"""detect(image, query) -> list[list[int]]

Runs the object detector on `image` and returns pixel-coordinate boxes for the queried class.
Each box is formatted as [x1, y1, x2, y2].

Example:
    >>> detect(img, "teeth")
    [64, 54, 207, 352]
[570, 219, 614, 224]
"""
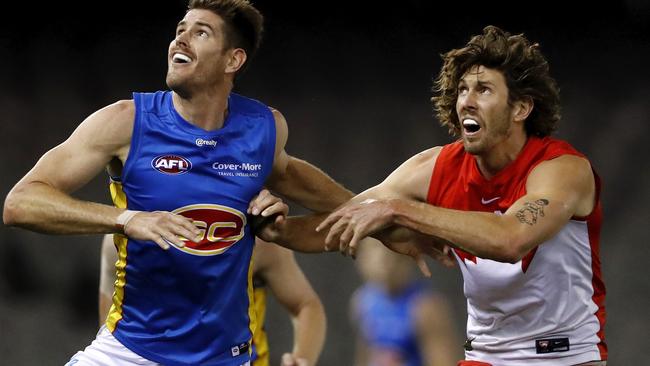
[463, 118, 479, 127]
[173, 53, 192, 63]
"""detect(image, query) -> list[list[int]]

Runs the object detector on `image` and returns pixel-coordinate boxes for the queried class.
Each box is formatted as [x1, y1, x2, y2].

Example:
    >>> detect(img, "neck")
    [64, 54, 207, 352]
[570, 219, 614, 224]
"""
[172, 85, 231, 131]
[475, 129, 528, 179]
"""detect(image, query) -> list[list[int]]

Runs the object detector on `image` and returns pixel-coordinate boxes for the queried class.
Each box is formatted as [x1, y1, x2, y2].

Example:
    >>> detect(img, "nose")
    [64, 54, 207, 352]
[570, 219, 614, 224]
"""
[458, 89, 478, 113]
[175, 30, 189, 48]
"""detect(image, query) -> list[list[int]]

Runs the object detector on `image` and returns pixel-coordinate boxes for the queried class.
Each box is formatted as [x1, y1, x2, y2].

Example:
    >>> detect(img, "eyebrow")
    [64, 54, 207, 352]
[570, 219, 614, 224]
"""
[195, 21, 216, 33]
[459, 79, 496, 87]
[176, 20, 216, 33]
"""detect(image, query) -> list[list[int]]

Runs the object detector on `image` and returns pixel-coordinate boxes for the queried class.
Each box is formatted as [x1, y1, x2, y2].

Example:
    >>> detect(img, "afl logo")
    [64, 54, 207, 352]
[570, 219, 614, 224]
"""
[152, 155, 192, 175]
[172, 204, 247, 256]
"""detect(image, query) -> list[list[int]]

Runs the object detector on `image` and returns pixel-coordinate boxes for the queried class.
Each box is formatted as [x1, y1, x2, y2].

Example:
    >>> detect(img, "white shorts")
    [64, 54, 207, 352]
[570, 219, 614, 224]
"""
[65, 326, 159, 366]
[65, 326, 252, 366]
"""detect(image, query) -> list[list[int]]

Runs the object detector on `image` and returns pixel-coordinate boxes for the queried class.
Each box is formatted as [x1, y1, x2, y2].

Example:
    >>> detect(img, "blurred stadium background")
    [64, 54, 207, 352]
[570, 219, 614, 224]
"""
[0, 1, 648, 364]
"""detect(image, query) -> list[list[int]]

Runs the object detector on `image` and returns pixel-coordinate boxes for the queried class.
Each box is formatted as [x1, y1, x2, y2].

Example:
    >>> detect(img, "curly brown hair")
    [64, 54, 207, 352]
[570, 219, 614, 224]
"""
[432, 25, 561, 138]
[188, 0, 264, 71]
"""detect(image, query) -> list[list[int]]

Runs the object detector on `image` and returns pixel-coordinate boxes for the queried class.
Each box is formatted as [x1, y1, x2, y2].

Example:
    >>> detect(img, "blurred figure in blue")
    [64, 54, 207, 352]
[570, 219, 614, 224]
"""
[351, 239, 460, 366]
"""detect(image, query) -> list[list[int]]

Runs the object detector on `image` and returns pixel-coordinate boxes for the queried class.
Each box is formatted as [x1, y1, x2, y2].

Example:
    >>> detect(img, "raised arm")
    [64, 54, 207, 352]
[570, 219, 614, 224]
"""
[254, 239, 326, 366]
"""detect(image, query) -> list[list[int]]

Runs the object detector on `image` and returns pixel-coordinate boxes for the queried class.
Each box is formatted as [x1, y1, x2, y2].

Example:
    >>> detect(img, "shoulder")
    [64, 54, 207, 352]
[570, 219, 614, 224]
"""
[270, 108, 287, 129]
[379, 146, 443, 201]
[410, 146, 443, 167]
[390, 146, 442, 176]
[94, 99, 135, 123]
[97, 100, 136, 142]
[528, 153, 593, 187]
[231, 93, 275, 118]
[71, 99, 135, 149]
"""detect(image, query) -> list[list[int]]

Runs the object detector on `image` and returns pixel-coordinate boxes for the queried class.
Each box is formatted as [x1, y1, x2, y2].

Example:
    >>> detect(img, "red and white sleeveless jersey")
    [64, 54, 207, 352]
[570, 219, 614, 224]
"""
[427, 137, 607, 365]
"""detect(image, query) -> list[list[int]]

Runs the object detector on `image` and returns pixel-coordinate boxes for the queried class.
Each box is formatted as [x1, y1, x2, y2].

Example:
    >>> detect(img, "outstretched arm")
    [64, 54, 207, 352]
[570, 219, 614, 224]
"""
[3, 101, 134, 234]
[2, 100, 201, 249]
[99, 234, 118, 326]
[252, 148, 453, 273]
[319, 153, 596, 263]
[254, 239, 326, 366]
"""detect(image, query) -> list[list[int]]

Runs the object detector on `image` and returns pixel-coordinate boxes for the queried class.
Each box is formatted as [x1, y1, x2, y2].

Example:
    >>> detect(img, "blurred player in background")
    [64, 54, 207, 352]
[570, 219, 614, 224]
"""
[351, 240, 460, 366]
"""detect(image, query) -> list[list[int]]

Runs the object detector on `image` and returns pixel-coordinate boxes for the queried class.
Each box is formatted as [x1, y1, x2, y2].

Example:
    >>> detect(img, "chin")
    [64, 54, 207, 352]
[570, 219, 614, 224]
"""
[463, 139, 484, 155]
[166, 72, 181, 89]
[166, 75, 191, 97]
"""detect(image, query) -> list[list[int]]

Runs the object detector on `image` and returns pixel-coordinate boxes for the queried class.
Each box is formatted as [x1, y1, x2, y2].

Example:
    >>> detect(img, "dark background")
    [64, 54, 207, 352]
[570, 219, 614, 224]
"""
[1, 1, 649, 364]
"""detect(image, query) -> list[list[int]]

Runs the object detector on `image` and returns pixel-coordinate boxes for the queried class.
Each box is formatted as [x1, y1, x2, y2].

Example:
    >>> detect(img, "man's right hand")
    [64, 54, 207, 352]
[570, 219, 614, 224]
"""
[248, 189, 289, 243]
[123, 211, 202, 250]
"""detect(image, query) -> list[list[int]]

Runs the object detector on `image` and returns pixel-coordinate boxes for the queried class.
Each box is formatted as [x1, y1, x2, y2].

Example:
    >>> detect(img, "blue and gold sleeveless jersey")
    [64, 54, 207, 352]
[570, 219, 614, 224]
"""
[354, 282, 428, 366]
[106, 91, 275, 366]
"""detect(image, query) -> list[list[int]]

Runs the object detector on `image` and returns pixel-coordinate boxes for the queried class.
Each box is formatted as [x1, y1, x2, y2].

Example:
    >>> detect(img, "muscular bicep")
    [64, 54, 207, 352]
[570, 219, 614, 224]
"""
[502, 154, 596, 249]
[15, 100, 134, 193]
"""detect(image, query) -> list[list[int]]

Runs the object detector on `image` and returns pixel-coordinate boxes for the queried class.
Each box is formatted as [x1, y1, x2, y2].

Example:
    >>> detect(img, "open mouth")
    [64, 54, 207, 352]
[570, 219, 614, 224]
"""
[462, 118, 481, 134]
[172, 53, 193, 64]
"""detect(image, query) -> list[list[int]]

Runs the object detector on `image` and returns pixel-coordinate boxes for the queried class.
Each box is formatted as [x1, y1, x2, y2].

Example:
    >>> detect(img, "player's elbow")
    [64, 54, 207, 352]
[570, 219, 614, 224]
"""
[498, 235, 534, 264]
[3, 182, 39, 227]
[3, 189, 25, 226]
[298, 294, 326, 324]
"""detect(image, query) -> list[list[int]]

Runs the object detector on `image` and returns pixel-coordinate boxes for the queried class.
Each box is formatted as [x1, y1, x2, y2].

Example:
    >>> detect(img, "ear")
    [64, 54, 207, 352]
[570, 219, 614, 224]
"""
[225, 48, 247, 74]
[512, 96, 534, 123]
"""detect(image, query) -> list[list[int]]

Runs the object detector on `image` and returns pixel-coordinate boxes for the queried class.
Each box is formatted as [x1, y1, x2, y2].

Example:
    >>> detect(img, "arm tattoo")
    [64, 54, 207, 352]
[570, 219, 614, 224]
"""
[515, 199, 549, 225]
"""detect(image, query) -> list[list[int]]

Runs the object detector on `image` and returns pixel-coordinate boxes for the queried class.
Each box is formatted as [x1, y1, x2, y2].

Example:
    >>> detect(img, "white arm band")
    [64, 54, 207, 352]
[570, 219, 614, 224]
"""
[115, 210, 139, 233]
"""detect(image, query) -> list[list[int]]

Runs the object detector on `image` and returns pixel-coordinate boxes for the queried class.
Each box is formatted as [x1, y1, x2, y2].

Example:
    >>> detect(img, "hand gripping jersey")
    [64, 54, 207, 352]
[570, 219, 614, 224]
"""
[426, 137, 606, 365]
[354, 282, 428, 366]
[106, 91, 275, 366]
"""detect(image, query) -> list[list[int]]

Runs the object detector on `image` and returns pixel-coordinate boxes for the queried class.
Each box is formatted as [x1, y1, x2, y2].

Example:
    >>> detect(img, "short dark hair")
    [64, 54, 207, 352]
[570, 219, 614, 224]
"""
[188, 0, 264, 68]
[433, 25, 561, 138]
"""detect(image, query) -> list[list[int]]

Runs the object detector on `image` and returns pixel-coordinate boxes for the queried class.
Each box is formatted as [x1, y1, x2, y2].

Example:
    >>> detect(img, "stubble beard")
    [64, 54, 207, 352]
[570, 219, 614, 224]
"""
[463, 112, 512, 156]
[166, 70, 193, 99]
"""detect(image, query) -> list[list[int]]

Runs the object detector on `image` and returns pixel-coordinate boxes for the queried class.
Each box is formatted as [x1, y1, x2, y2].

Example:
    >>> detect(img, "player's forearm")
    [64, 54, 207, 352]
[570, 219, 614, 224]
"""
[273, 157, 354, 212]
[390, 199, 527, 262]
[3, 181, 122, 234]
[291, 297, 326, 365]
[274, 214, 338, 253]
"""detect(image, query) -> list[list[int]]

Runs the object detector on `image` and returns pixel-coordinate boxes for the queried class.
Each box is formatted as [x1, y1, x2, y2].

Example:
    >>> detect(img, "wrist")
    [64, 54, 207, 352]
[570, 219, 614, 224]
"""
[387, 198, 402, 223]
[115, 210, 139, 234]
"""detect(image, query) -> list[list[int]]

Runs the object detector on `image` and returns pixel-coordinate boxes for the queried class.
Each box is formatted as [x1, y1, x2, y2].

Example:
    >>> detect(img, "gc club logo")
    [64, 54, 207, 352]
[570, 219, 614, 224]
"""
[151, 155, 192, 175]
[172, 204, 247, 256]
